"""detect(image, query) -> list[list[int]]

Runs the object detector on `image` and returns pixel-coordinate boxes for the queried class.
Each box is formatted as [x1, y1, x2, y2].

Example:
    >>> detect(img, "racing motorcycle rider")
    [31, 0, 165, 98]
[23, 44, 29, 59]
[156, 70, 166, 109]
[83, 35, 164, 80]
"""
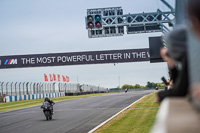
[43, 97, 55, 114]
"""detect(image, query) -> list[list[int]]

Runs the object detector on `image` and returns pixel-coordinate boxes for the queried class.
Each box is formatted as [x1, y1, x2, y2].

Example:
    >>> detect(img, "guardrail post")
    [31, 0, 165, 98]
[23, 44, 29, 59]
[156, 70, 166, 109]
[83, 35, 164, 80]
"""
[19, 82, 22, 95]
[47, 83, 50, 93]
[26, 82, 29, 94]
[53, 82, 56, 93]
[37, 83, 39, 94]
[30, 83, 32, 94]
[11, 82, 13, 96]
[58, 83, 61, 92]
[45, 83, 47, 93]
[15, 82, 17, 95]
[64, 83, 67, 93]
[23, 82, 25, 95]
[41, 83, 44, 93]
[1, 82, 4, 96]
[50, 83, 52, 93]
[33, 83, 36, 94]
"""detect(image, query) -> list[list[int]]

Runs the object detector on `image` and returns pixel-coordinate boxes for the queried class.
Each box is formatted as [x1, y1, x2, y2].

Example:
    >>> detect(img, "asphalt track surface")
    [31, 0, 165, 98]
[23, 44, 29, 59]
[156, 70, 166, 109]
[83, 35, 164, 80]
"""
[0, 90, 156, 133]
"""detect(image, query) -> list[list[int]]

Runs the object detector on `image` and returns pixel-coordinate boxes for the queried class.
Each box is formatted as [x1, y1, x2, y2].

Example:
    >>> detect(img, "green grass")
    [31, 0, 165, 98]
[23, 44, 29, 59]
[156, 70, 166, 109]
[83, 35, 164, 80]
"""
[0, 93, 114, 113]
[95, 92, 159, 133]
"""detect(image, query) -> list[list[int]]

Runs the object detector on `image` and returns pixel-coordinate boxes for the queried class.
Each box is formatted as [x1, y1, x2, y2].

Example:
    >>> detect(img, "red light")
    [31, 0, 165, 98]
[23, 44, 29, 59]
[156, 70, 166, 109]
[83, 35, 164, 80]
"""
[95, 22, 101, 28]
[88, 22, 94, 28]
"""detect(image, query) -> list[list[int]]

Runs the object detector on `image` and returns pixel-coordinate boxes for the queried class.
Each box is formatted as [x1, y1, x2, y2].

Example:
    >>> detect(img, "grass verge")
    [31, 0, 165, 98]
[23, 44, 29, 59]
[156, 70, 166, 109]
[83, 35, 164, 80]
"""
[0, 93, 114, 113]
[94, 92, 159, 133]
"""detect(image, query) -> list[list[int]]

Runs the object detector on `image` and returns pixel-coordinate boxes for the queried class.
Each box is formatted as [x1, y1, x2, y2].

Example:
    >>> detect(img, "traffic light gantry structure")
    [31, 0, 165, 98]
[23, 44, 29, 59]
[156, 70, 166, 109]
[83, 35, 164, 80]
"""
[85, 3, 175, 38]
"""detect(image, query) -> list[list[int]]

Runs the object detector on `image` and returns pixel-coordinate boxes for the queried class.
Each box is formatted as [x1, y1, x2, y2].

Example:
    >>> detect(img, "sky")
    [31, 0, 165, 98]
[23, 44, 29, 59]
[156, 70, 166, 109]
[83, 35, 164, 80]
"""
[0, 0, 175, 88]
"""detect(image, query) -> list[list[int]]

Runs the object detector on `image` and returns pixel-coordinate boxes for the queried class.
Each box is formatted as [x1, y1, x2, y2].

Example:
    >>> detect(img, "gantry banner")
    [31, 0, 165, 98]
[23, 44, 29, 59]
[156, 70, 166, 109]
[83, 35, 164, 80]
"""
[0, 48, 150, 69]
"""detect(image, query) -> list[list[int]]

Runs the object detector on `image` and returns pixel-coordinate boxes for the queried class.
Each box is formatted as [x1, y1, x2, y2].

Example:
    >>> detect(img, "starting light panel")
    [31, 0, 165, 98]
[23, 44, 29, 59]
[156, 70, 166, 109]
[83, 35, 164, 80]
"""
[86, 9, 102, 30]
[86, 7, 124, 38]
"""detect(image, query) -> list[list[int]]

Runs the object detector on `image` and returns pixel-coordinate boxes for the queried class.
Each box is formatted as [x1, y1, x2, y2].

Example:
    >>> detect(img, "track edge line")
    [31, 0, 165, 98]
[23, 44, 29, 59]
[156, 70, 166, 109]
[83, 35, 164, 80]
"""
[88, 93, 151, 133]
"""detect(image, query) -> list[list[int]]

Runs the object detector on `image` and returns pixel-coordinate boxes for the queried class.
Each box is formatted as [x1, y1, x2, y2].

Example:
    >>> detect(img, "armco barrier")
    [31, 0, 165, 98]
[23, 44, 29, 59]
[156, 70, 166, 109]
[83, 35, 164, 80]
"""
[5, 92, 65, 102]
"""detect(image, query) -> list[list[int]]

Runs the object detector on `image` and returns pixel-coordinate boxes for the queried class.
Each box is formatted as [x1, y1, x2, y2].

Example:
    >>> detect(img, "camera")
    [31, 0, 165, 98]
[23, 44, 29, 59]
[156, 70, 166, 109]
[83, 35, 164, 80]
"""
[161, 77, 169, 85]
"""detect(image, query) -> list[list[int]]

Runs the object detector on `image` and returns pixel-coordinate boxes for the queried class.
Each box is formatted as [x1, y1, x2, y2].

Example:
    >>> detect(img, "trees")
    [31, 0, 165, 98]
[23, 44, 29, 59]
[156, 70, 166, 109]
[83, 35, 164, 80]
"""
[121, 82, 165, 89]
[147, 82, 152, 88]
[121, 84, 143, 89]
[121, 84, 134, 89]
[146, 81, 165, 89]
[134, 84, 141, 88]
[156, 83, 165, 88]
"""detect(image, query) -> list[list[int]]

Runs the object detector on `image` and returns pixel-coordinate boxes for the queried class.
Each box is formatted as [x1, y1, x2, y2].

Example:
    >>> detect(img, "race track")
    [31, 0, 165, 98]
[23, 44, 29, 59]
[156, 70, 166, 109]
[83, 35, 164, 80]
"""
[0, 90, 156, 133]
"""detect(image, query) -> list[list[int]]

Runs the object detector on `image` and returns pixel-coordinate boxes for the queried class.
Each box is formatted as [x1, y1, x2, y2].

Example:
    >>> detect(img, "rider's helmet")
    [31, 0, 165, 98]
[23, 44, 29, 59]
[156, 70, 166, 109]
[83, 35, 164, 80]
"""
[45, 97, 49, 101]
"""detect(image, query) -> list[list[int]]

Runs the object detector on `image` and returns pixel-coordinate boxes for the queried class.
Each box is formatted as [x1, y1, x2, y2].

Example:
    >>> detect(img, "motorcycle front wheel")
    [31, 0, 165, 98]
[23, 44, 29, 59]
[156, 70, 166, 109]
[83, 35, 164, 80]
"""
[44, 111, 49, 120]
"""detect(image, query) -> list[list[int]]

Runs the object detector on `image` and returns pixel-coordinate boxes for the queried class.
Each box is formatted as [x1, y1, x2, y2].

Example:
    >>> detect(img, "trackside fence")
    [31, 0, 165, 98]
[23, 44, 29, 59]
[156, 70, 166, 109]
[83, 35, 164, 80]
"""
[0, 82, 108, 102]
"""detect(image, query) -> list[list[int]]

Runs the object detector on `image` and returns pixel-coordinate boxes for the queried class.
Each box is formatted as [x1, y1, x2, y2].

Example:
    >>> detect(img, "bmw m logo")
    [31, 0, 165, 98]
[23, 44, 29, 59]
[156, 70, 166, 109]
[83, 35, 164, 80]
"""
[4, 59, 18, 65]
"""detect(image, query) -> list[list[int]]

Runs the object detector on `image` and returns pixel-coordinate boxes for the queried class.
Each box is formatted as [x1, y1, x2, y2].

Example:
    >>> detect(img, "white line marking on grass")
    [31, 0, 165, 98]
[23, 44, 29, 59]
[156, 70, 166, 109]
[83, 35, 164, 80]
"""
[88, 94, 149, 133]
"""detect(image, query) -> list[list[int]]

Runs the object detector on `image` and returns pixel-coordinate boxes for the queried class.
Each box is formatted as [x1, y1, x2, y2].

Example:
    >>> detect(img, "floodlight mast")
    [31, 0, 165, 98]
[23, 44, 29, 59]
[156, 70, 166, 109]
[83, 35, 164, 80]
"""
[85, 0, 175, 38]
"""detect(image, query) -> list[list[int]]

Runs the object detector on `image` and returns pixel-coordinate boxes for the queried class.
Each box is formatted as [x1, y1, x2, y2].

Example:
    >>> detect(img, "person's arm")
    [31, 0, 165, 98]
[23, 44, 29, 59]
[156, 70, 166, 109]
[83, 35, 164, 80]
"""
[49, 100, 55, 105]
[157, 57, 188, 102]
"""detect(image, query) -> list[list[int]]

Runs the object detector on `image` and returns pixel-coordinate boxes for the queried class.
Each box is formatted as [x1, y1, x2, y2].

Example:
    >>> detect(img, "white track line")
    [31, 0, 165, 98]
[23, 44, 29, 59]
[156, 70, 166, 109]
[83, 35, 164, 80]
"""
[88, 94, 148, 133]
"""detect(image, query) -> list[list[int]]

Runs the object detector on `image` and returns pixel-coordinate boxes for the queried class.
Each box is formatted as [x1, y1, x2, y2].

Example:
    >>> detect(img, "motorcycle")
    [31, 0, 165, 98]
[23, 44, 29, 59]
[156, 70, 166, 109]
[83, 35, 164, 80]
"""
[125, 89, 128, 93]
[41, 101, 53, 120]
